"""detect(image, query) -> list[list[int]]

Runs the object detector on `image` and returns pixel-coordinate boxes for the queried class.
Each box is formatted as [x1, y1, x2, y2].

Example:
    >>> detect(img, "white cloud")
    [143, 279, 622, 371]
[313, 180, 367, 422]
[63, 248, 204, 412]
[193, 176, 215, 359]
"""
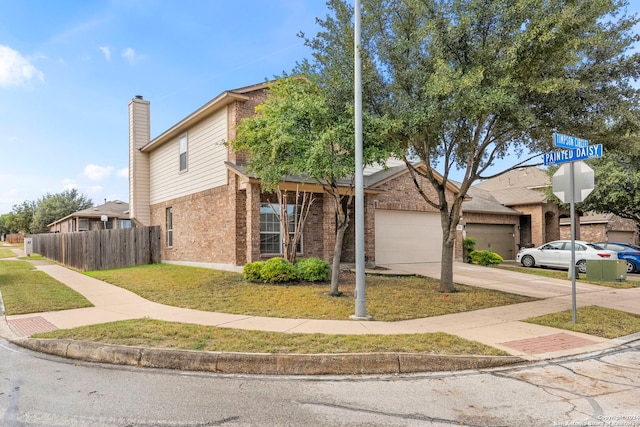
[0, 44, 44, 88]
[116, 167, 129, 178]
[122, 47, 139, 64]
[83, 164, 114, 181]
[99, 46, 111, 61]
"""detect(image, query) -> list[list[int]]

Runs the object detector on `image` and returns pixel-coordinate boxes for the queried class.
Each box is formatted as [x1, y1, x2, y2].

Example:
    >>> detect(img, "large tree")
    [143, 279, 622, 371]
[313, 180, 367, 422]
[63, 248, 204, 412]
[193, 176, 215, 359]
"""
[233, 76, 392, 295]
[581, 152, 640, 222]
[31, 189, 93, 233]
[303, 0, 640, 292]
[10, 200, 36, 235]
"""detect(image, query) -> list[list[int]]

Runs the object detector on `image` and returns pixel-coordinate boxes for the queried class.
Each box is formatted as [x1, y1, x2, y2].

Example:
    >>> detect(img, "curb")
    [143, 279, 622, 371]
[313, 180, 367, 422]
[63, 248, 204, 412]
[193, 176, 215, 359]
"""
[10, 337, 526, 375]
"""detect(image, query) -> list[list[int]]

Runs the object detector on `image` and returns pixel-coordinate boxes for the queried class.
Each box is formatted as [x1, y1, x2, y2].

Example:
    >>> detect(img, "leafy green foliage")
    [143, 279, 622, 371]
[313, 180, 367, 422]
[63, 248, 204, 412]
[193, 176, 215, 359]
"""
[303, 0, 640, 292]
[244, 257, 299, 284]
[462, 238, 476, 263]
[242, 261, 266, 282]
[296, 257, 330, 282]
[469, 250, 503, 266]
[260, 257, 299, 283]
[31, 189, 93, 233]
[580, 153, 640, 222]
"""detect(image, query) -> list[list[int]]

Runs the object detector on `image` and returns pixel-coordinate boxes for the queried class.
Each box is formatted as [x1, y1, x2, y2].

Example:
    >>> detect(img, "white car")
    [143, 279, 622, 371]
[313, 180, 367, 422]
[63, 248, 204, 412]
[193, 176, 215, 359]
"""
[516, 240, 618, 274]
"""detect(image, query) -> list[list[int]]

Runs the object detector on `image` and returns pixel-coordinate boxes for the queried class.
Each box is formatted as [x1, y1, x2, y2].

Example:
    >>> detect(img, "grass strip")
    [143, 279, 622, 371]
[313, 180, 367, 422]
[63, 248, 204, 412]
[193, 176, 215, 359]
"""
[0, 248, 16, 259]
[524, 306, 640, 339]
[494, 265, 640, 288]
[0, 260, 92, 315]
[34, 318, 509, 355]
[85, 264, 537, 321]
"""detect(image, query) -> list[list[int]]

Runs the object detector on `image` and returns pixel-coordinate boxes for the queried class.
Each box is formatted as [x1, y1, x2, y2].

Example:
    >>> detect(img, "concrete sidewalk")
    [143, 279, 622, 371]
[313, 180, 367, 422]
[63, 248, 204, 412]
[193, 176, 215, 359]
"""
[2, 244, 640, 373]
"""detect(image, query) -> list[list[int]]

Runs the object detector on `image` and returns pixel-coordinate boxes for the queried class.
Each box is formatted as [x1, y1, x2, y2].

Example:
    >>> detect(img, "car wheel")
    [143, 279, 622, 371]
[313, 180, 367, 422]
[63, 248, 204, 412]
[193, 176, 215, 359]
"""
[521, 255, 535, 268]
[626, 261, 636, 274]
[576, 260, 587, 274]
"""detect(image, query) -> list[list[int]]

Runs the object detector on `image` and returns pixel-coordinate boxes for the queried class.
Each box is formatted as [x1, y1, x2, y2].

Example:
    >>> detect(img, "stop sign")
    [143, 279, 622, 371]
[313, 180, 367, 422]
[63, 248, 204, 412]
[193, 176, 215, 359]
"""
[552, 161, 595, 203]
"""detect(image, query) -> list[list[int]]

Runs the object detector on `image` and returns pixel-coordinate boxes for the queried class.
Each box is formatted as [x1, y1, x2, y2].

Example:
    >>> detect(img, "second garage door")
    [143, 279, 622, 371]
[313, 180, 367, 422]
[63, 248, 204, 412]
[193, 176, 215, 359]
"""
[375, 210, 442, 264]
[465, 223, 515, 260]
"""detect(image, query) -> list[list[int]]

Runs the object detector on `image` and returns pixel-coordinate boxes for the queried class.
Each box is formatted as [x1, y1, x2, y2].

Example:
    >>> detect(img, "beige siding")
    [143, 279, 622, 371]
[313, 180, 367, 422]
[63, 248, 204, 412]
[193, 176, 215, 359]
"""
[129, 98, 151, 225]
[150, 109, 228, 204]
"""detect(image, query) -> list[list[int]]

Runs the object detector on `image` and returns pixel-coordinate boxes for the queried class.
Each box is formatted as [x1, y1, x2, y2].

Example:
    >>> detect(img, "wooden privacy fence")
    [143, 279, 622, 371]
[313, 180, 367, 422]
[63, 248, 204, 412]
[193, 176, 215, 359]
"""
[31, 226, 161, 271]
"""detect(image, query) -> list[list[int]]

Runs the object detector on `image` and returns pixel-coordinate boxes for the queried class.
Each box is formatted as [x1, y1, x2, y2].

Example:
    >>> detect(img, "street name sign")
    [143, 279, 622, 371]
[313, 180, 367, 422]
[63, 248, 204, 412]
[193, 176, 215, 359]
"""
[553, 132, 589, 149]
[543, 144, 603, 166]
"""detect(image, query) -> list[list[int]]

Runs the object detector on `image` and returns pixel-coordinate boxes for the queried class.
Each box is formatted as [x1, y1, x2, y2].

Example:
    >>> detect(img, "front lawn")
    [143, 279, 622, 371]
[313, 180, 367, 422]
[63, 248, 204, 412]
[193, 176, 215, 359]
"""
[35, 318, 509, 355]
[85, 264, 537, 321]
[0, 260, 92, 315]
[524, 306, 640, 338]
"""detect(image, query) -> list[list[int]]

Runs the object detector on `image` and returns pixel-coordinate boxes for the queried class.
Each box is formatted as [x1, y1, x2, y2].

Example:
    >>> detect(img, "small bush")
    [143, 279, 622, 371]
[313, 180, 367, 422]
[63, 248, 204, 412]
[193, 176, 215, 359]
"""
[469, 250, 503, 266]
[296, 257, 330, 282]
[260, 257, 299, 283]
[462, 238, 476, 263]
[243, 261, 266, 282]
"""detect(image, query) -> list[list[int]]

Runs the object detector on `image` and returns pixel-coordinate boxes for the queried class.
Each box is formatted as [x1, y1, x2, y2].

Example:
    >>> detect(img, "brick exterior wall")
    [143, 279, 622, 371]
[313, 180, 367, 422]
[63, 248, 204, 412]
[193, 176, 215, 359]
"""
[560, 216, 639, 244]
[227, 88, 267, 165]
[151, 183, 238, 265]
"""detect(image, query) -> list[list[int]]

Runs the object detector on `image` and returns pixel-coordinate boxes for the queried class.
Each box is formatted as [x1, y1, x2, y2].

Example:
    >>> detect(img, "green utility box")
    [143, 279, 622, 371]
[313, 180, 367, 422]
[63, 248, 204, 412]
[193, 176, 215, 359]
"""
[586, 260, 627, 282]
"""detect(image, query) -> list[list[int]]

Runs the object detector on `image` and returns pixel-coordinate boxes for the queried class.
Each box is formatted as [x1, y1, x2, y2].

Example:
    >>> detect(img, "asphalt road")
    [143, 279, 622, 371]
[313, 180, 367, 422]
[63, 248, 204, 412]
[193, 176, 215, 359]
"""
[2, 337, 640, 427]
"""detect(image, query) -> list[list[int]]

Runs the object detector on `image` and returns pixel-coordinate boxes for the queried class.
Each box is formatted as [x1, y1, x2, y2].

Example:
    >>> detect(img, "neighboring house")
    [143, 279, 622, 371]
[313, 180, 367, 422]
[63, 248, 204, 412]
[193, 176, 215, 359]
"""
[461, 166, 638, 260]
[48, 200, 132, 233]
[128, 82, 461, 270]
[560, 213, 638, 244]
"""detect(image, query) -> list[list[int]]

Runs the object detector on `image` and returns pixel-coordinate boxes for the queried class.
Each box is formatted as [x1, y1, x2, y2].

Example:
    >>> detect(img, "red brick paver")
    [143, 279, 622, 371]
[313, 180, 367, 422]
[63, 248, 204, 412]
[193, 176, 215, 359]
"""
[8, 316, 58, 337]
[500, 333, 598, 355]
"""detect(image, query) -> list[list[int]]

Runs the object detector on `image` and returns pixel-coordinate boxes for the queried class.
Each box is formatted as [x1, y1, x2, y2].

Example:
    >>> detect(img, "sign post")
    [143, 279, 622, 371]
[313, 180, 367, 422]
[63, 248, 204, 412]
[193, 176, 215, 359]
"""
[548, 133, 600, 323]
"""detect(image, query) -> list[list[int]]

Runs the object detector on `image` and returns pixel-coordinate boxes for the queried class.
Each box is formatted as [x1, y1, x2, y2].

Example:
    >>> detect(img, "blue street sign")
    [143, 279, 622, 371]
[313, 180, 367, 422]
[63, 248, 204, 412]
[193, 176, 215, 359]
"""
[554, 133, 589, 149]
[543, 144, 603, 166]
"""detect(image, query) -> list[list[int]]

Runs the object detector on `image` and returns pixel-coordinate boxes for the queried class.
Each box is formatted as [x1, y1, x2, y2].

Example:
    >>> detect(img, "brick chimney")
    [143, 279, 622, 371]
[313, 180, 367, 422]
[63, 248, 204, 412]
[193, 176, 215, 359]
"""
[128, 95, 151, 226]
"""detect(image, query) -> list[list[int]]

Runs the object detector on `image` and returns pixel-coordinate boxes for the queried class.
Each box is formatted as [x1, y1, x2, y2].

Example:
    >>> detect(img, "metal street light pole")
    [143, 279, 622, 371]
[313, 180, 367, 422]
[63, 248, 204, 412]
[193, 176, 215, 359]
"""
[351, 0, 369, 320]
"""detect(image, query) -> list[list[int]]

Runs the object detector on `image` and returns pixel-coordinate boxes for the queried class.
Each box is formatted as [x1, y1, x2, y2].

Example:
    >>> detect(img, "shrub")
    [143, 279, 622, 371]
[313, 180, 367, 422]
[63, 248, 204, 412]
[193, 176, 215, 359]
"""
[243, 261, 266, 283]
[260, 257, 299, 283]
[469, 250, 503, 266]
[296, 257, 330, 282]
[462, 238, 476, 263]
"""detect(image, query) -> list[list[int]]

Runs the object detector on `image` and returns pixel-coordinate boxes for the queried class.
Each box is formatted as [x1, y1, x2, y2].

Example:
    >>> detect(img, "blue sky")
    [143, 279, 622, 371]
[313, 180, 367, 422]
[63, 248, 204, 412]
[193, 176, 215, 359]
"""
[0, 0, 330, 213]
[1, 1, 639, 215]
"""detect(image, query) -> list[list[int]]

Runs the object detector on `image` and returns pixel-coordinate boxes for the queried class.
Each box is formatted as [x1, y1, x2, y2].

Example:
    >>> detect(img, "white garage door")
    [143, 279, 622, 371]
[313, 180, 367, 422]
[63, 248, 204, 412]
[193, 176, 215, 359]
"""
[375, 210, 442, 264]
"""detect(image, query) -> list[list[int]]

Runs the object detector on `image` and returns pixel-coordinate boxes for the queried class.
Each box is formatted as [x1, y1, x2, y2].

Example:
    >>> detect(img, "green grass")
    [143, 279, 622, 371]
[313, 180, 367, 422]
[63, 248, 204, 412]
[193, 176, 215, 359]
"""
[34, 318, 509, 355]
[524, 306, 640, 339]
[85, 264, 537, 321]
[495, 264, 640, 288]
[0, 260, 93, 315]
[0, 248, 16, 259]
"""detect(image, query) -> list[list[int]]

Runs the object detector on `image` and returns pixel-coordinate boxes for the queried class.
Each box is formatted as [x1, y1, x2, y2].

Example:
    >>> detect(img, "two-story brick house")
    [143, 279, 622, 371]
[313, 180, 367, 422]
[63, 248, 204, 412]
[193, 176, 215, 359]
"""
[128, 82, 461, 271]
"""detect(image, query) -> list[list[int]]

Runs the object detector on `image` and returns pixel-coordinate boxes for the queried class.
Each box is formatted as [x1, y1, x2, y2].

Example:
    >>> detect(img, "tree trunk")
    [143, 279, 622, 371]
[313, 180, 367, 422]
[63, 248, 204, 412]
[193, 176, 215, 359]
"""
[330, 223, 348, 296]
[439, 234, 456, 293]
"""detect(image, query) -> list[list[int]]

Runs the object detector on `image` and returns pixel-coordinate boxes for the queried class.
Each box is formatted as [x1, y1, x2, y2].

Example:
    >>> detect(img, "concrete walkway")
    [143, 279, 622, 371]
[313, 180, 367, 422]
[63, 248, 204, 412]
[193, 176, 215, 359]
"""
[2, 244, 640, 364]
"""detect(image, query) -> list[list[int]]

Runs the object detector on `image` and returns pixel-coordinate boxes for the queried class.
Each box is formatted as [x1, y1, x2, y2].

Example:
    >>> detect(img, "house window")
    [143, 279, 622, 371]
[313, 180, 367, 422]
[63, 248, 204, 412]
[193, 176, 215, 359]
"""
[119, 220, 132, 229]
[166, 207, 173, 248]
[179, 133, 188, 172]
[78, 218, 89, 231]
[259, 203, 302, 254]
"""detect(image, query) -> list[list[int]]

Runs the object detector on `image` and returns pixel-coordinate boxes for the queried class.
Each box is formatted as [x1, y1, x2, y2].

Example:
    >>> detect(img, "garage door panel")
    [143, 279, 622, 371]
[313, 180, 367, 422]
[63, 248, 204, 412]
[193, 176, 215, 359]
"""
[375, 210, 442, 264]
[608, 231, 635, 245]
[465, 223, 515, 260]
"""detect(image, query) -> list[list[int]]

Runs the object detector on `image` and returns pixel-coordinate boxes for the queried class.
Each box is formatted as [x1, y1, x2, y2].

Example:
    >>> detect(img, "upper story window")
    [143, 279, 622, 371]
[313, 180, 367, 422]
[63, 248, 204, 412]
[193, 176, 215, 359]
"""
[179, 133, 188, 172]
